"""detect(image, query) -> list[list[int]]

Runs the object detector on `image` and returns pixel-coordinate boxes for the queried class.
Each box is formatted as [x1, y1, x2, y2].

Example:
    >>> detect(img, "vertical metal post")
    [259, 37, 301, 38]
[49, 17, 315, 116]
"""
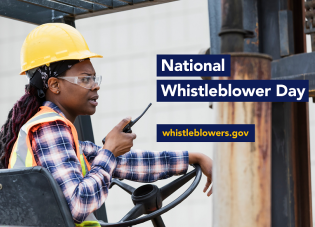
[213, 53, 272, 227]
[208, 0, 258, 54]
[219, 0, 245, 52]
[259, 0, 312, 226]
[243, 0, 259, 53]
[208, 0, 221, 54]
[291, 102, 312, 227]
[271, 102, 296, 226]
[211, 1, 272, 226]
[305, 0, 315, 51]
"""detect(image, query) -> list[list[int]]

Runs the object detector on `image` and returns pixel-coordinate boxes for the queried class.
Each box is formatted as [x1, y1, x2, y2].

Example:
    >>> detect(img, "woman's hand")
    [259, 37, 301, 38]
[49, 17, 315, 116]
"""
[103, 117, 137, 157]
[189, 152, 213, 196]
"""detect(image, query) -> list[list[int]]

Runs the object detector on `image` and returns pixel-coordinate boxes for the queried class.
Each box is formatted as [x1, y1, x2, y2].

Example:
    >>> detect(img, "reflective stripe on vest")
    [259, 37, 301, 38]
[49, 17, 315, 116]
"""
[76, 213, 100, 227]
[8, 106, 91, 176]
[79, 145, 89, 177]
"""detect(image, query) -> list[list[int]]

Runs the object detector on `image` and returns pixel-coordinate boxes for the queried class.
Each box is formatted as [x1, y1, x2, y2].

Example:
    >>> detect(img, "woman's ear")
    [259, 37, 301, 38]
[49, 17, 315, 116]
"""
[47, 77, 60, 94]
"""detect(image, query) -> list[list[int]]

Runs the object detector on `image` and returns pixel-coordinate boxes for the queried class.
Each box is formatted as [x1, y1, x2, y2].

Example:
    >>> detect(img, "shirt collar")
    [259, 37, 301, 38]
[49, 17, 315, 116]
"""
[42, 101, 66, 118]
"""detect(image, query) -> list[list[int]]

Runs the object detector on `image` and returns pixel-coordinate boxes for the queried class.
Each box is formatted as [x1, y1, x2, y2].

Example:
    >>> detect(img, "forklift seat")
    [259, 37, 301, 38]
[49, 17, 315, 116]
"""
[0, 166, 75, 227]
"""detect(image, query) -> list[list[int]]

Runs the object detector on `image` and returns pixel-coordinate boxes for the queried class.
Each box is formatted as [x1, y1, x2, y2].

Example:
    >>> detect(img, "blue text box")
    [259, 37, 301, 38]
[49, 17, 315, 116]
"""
[157, 124, 255, 142]
[156, 80, 309, 102]
[157, 54, 231, 77]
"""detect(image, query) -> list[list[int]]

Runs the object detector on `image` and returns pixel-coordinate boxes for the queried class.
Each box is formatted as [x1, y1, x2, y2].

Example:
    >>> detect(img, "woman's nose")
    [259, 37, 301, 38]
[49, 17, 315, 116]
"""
[91, 83, 100, 91]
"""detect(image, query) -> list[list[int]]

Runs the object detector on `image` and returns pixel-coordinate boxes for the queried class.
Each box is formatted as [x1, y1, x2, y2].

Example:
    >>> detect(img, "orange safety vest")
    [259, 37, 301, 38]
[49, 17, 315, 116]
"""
[8, 106, 100, 227]
[8, 106, 91, 173]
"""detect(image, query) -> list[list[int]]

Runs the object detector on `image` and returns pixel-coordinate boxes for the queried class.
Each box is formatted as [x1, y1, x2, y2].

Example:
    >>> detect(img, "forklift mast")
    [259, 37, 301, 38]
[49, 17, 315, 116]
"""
[208, 0, 312, 227]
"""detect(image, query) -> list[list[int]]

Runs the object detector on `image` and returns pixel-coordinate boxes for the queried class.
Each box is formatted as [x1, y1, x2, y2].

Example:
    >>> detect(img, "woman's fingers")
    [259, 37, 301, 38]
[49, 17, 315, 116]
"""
[207, 186, 213, 197]
[203, 178, 212, 193]
[203, 177, 212, 197]
[104, 117, 136, 157]
[116, 117, 132, 130]
[129, 133, 137, 140]
[197, 154, 213, 196]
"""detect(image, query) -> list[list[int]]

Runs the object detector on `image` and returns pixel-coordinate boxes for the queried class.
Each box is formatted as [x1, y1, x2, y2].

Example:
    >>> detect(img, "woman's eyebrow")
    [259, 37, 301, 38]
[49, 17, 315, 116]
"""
[80, 72, 96, 76]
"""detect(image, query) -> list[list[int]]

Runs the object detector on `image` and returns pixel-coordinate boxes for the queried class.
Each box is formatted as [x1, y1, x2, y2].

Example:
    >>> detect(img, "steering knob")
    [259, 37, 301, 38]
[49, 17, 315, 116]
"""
[131, 185, 162, 213]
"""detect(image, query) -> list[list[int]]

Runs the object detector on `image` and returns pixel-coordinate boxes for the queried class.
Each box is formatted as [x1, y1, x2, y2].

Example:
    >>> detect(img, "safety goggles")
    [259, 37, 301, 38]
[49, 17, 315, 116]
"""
[58, 75, 102, 89]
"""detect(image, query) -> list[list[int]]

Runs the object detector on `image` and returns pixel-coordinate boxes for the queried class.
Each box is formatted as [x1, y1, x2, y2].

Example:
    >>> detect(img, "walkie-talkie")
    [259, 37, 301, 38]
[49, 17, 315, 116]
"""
[102, 103, 152, 145]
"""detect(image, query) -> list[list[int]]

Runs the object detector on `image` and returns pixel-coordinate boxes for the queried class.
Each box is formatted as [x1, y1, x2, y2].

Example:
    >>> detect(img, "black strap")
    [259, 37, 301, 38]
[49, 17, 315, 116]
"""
[30, 72, 45, 98]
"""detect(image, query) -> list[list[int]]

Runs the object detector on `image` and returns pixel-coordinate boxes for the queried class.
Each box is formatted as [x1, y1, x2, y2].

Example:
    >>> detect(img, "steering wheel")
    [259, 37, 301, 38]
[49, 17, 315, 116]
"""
[98, 164, 202, 227]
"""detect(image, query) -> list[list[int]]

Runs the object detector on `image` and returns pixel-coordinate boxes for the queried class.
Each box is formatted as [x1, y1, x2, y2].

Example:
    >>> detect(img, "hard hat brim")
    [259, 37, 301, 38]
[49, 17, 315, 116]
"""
[20, 51, 103, 75]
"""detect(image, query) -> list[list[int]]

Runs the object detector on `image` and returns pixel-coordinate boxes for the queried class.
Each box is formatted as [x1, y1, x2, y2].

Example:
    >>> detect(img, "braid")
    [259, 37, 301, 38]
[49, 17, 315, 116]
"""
[0, 84, 43, 168]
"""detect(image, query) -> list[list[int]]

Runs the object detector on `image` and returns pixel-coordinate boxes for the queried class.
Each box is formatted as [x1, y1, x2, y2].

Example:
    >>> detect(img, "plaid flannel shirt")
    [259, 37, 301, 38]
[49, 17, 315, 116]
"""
[29, 101, 189, 223]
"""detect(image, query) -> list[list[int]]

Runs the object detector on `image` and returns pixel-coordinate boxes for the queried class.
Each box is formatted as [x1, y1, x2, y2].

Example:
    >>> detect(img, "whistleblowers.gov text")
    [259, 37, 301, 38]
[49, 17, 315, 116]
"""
[157, 124, 255, 142]
[162, 128, 249, 139]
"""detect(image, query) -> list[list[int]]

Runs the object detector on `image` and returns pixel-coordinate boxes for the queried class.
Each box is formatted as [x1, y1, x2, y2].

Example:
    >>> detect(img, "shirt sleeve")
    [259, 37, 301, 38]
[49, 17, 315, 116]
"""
[79, 140, 189, 182]
[29, 120, 116, 224]
[79, 140, 102, 165]
[112, 148, 189, 182]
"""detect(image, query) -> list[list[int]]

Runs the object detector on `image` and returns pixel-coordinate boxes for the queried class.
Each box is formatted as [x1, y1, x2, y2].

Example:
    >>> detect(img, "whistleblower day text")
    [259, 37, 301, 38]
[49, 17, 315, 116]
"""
[160, 83, 306, 101]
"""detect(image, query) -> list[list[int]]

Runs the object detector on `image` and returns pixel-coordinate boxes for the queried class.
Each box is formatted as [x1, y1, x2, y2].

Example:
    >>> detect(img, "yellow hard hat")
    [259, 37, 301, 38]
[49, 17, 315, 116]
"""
[20, 23, 103, 75]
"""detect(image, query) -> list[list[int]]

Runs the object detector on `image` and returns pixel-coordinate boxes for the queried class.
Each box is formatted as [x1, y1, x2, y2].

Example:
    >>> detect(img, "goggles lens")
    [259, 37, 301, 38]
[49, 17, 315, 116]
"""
[58, 75, 102, 89]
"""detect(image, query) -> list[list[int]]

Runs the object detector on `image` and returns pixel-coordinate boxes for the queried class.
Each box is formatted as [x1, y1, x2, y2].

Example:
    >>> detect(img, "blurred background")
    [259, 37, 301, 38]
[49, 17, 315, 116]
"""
[0, 0, 212, 226]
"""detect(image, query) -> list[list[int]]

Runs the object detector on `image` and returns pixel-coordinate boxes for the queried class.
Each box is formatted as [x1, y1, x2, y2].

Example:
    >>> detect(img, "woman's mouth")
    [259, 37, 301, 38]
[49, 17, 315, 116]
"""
[88, 96, 99, 106]
[89, 99, 98, 106]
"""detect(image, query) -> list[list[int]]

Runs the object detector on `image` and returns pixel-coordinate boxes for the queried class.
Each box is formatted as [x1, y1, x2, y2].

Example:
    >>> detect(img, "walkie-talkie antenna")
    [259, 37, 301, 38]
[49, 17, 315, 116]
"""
[129, 103, 152, 127]
[122, 103, 152, 133]
[103, 103, 152, 144]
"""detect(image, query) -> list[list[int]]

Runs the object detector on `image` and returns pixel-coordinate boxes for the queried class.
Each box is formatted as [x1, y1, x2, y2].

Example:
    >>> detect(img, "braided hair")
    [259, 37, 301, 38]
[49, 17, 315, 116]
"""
[0, 84, 43, 168]
[0, 59, 84, 169]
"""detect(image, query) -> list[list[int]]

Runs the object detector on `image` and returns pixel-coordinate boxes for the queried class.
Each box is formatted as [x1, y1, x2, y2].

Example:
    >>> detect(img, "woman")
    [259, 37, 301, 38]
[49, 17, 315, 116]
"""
[0, 23, 212, 226]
